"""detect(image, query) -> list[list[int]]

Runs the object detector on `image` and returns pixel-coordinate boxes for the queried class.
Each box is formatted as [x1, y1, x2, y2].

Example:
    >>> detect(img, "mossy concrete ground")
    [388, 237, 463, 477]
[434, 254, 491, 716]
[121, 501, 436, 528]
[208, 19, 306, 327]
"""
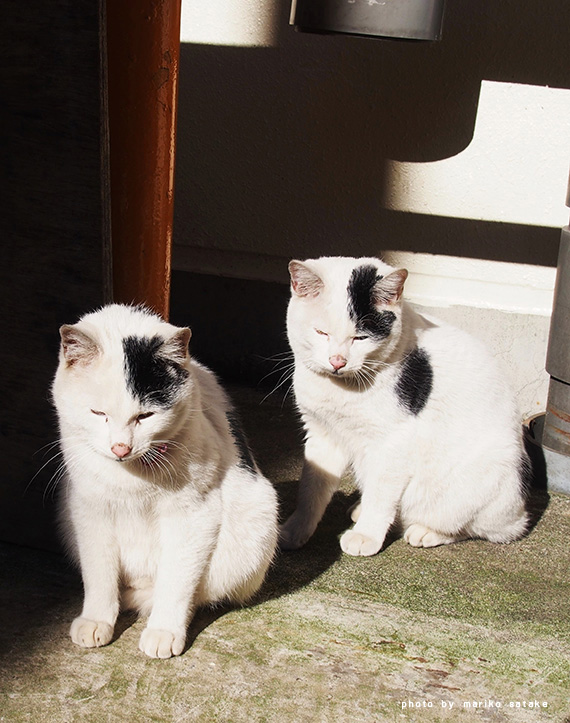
[1, 388, 569, 722]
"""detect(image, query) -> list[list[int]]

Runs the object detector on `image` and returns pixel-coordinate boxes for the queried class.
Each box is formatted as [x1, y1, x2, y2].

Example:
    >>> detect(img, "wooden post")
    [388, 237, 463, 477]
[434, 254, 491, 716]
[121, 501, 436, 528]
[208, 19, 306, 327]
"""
[106, 0, 182, 320]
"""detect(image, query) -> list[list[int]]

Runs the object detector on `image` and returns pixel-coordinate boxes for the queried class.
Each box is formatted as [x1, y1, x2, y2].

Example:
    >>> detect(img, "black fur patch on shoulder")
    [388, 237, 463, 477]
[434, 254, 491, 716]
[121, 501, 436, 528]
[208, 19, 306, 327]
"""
[226, 409, 256, 473]
[395, 347, 433, 416]
[123, 335, 189, 407]
[347, 264, 396, 339]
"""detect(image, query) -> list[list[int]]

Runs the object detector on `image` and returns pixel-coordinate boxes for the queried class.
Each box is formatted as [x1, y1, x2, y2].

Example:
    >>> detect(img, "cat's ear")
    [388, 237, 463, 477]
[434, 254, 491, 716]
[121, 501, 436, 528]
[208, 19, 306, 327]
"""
[374, 268, 408, 306]
[59, 325, 99, 366]
[289, 261, 324, 298]
[164, 327, 192, 362]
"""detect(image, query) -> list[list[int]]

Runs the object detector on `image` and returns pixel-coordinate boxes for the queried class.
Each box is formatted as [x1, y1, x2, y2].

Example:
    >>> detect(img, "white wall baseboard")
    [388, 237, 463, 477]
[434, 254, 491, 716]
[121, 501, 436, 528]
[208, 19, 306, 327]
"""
[174, 245, 555, 315]
[382, 251, 556, 317]
[173, 245, 554, 416]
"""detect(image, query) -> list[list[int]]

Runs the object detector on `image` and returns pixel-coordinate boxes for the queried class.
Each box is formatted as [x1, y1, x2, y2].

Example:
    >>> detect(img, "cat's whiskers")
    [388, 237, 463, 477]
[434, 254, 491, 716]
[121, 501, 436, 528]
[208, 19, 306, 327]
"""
[159, 438, 191, 455]
[33, 439, 64, 458]
[140, 439, 183, 488]
[353, 369, 369, 392]
[48, 436, 189, 491]
[258, 353, 295, 385]
[44, 458, 70, 503]
[27, 437, 85, 498]
[256, 350, 295, 364]
[158, 458, 178, 489]
[149, 451, 177, 488]
[42, 443, 94, 504]
[157, 437, 196, 467]
[341, 364, 375, 393]
[260, 355, 296, 405]
[357, 360, 379, 388]
[263, 370, 295, 406]
[26, 447, 63, 494]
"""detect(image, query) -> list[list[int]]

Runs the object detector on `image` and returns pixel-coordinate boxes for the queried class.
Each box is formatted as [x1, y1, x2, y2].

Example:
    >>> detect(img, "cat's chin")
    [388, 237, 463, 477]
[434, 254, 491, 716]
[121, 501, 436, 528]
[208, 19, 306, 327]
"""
[327, 368, 351, 378]
[97, 450, 145, 464]
[314, 364, 355, 380]
[103, 454, 139, 464]
[312, 364, 376, 389]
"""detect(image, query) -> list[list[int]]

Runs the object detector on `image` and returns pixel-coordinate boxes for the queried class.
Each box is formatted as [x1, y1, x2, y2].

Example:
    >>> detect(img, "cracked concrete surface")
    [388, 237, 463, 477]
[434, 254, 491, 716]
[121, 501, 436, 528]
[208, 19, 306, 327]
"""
[1, 388, 569, 722]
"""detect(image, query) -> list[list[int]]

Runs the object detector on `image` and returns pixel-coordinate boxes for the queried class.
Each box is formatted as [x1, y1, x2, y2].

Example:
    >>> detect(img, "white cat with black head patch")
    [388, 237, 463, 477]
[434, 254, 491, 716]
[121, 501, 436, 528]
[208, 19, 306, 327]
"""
[52, 304, 278, 658]
[280, 256, 529, 557]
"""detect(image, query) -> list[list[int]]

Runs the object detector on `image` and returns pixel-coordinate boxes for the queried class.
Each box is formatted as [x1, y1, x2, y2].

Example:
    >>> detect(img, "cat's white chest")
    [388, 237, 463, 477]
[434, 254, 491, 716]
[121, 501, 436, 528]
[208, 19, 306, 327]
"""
[294, 367, 397, 446]
[113, 502, 160, 581]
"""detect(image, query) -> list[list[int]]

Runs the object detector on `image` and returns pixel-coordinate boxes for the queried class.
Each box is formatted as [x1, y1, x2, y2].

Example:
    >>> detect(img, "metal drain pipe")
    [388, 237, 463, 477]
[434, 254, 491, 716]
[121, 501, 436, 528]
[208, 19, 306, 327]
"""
[543, 172, 570, 457]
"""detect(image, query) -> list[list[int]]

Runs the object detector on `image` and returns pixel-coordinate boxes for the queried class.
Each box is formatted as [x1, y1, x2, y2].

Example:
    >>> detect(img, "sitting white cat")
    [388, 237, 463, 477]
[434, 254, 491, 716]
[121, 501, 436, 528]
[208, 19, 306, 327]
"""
[52, 304, 278, 658]
[280, 256, 529, 557]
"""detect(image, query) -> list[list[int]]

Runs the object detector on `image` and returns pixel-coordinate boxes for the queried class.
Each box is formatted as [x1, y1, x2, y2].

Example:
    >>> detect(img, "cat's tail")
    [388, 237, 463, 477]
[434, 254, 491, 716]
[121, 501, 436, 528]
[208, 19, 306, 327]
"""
[121, 578, 154, 617]
[475, 511, 529, 544]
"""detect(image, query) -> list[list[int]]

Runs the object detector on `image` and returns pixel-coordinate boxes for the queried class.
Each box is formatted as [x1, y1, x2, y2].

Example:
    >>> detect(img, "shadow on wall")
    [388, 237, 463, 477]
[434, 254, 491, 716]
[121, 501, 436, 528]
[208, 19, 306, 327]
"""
[174, 0, 570, 268]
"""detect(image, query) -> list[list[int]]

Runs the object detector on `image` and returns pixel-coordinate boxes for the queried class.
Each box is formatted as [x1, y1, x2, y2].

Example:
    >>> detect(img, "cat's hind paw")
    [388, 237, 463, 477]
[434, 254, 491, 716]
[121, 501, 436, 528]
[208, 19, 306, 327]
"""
[279, 514, 314, 550]
[139, 627, 185, 659]
[70, 617, 114, 648]
[340, 530, 382, 557]
[404, 523, 462, 548]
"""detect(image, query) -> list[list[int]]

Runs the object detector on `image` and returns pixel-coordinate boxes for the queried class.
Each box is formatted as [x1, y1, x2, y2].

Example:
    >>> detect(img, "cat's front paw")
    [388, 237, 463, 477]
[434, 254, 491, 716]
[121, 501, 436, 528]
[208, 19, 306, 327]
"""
[70, 617, 114, 648]
[340, 530, 382, 557]
[279, 513, 314, 550]
[139, 627, 185, 659]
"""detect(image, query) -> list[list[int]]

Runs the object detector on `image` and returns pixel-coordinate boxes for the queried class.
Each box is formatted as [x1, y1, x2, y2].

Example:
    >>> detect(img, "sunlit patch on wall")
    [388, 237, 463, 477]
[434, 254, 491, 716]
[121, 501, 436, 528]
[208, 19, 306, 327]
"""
[384, 81, 570, 228]
[180, 0, 280, 47]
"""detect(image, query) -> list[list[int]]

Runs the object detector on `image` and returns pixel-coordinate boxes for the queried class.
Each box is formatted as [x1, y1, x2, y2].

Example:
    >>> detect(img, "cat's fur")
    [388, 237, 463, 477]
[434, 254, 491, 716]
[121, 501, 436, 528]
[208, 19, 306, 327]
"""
[280, 256, 529, 557]
[52, 304, 278, 658]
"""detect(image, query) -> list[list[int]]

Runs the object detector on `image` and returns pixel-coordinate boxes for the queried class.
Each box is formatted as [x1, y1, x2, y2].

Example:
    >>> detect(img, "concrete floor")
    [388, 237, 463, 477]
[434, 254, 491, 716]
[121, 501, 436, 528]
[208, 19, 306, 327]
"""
[1, 387, 569, 722]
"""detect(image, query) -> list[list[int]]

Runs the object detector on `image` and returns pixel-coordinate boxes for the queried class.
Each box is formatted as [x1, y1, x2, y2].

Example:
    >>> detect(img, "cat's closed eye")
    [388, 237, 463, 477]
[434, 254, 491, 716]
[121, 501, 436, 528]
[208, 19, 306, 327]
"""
[353, 335, 368, 342]
[91, 409, 107, 418]
[136, 412, 154, 422]
[314, 329, 328, 337]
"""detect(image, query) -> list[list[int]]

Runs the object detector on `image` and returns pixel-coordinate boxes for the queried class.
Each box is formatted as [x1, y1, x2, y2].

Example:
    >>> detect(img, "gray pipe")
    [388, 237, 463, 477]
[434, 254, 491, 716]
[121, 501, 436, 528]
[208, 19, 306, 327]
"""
[290, 0, 445, 41]
[543, 173, 570, 456]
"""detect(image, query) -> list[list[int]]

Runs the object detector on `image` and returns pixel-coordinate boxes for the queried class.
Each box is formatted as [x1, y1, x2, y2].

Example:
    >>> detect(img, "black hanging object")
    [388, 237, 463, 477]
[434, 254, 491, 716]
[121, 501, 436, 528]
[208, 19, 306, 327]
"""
[290, 0, 445, 42]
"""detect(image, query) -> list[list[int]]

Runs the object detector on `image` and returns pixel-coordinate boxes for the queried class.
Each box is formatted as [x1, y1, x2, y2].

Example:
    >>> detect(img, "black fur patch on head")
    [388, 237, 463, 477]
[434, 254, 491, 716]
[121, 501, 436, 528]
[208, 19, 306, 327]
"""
[226, 409, 256, 473]
[396, 347, 433, 416]
[347, 264, 396, 339]
[123, 335, 189, 407]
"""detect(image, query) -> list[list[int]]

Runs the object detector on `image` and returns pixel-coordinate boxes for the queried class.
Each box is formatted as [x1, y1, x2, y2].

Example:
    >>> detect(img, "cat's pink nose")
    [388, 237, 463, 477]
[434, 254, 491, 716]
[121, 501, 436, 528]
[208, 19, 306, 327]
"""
[329, 355, 347, 371]
[111, 443, 132, 459]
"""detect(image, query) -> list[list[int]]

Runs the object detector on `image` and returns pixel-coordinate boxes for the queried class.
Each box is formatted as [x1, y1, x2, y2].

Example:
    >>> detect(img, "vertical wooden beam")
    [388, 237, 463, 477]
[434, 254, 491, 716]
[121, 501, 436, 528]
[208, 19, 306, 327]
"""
[106, 0, 181, 320]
